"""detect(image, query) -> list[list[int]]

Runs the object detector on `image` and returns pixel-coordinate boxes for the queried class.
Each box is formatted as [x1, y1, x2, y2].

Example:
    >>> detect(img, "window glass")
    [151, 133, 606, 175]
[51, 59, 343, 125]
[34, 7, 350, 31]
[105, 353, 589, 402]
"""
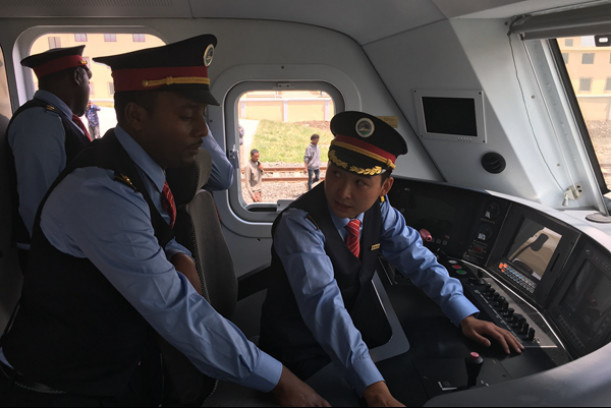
[74, 33, 88, 42]
[31, 33, 165, 137]
[0, 47, 11, 120]
[558, 35, 611, 190]
[235, 88, 336, 208]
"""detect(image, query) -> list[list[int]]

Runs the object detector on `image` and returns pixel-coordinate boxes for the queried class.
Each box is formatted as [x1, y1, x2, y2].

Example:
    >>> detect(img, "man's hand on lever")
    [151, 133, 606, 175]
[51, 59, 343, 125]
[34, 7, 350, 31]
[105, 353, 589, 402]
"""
[460, 315, 525, 354]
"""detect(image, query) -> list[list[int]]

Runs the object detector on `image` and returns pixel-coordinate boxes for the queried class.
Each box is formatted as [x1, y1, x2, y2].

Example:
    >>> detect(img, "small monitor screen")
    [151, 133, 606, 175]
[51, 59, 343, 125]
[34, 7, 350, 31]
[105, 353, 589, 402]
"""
[422, 97, 478, 137]
[554, 259, 611, 356]
[506, 218, 562, 281]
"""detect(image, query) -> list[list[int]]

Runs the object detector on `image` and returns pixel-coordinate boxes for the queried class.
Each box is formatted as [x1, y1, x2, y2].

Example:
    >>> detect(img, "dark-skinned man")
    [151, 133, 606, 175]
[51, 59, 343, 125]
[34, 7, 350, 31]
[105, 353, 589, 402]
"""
[259, 111, 524, 407]
[0, 35, 329, 407]
[7, 45, 92, 270]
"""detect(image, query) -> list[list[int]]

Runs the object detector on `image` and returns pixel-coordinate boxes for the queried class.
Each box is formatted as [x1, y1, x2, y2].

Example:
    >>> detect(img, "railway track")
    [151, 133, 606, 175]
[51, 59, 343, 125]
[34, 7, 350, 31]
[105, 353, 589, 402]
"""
[241, 165, 327, 182]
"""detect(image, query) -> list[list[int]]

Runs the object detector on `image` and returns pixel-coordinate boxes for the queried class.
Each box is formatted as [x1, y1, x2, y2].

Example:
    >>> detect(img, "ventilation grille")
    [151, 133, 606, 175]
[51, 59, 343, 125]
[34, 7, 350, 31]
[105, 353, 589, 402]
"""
[481, 152, 506, 174]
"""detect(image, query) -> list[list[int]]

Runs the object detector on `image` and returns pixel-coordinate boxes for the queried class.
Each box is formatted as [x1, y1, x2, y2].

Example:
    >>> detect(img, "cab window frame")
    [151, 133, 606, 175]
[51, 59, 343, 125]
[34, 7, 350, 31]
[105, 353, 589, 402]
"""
[549, 38, 609, 195]
[224, 80, 344, 224]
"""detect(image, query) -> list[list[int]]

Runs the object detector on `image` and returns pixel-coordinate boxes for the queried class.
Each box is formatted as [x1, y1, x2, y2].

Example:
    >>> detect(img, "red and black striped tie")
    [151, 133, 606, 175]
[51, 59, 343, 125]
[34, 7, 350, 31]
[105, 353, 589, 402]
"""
[72, 114, 92, 142]
[161, 181, 176, 228]
[346, 219, 361, 258]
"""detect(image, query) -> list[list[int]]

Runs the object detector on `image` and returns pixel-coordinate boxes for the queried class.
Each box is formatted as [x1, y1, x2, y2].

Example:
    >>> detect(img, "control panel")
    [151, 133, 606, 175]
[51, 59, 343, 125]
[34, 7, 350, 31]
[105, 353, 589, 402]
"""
[442, 257, 561, 350]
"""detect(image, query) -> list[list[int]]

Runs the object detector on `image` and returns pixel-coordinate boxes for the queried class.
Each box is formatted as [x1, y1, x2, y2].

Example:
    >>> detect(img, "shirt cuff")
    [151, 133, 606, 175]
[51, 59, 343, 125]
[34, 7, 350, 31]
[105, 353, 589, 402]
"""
[345, 355, 384, 396]
[445, 296, 480, 326]
[239, 351, 283, 392]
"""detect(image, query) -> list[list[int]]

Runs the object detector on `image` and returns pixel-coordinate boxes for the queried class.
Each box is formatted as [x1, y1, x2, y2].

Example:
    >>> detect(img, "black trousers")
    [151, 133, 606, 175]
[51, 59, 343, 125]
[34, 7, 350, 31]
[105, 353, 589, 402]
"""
[0, 361, 160, 407]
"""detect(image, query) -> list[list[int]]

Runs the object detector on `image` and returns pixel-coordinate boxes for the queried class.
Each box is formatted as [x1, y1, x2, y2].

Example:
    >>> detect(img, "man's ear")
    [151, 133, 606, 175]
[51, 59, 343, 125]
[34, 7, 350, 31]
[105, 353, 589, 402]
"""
[381, 176, 394, 196]
[72, 67, 88, 87]
[124, 102, 149, 132]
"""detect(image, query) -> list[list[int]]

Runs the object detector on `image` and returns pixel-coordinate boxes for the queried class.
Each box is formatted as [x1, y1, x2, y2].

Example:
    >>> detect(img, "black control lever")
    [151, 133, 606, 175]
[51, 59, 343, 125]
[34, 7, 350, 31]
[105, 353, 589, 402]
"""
[464, 351, 484, 388]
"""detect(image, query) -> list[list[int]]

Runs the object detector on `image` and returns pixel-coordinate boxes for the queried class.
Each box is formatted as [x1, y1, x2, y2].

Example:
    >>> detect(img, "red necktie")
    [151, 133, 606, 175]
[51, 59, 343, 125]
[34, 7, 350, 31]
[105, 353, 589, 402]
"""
[72, 114, 92, 142]
[346, 219, 361, 258]
[161, 181, 176, 228]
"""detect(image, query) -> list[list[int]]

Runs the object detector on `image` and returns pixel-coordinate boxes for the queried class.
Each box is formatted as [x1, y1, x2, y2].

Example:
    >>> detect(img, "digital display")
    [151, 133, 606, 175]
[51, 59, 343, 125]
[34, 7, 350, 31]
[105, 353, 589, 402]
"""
[554, 259, 611, 356]
[506, 218, 562, 281]
[422, 97, 478, 137]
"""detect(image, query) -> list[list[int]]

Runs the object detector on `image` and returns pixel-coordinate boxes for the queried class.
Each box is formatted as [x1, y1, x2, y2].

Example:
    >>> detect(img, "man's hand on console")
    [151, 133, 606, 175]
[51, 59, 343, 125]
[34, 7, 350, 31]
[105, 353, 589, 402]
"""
[460, 315, 525, 354]
[271, 365, 331, 407]
[362, 381, 405, 407]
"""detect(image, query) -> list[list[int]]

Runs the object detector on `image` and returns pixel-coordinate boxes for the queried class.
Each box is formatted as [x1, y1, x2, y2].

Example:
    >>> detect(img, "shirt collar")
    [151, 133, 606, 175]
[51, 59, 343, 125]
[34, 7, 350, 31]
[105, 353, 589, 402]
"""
[329, 208, 364, 231]
[114, 125, 166, 192]
[34, 89, 73, 118]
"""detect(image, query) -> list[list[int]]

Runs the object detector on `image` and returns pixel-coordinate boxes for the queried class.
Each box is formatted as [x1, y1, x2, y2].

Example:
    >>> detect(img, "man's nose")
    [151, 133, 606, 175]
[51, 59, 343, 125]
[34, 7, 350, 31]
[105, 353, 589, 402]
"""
[197, 115, 209, 138]
[337, 180, 352, 199]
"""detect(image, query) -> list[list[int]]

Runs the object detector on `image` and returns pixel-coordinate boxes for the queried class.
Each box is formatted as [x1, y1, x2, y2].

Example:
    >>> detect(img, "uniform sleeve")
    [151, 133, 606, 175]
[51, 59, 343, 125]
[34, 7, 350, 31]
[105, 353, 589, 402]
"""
[41, 168, 282, 392]
[201, 130, 234, 191]
[379, 198, 479, 325]
[8, 108, 67, 236]
[274, 209, 384, 395]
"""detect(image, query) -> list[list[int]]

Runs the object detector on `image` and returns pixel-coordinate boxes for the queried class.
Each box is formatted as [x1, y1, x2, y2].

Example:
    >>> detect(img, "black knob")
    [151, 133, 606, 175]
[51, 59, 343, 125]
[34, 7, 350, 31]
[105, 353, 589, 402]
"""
[527, 327, 536, 341]
[465, 352, 484, 388]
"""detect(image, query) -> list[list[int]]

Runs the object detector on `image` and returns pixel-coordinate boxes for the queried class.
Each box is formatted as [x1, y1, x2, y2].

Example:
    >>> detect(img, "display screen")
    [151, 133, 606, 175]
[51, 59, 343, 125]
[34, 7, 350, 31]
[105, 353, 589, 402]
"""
[422, 97, 478, 137]
[506, 218, 562, 281]
[554, 259, 611, 356]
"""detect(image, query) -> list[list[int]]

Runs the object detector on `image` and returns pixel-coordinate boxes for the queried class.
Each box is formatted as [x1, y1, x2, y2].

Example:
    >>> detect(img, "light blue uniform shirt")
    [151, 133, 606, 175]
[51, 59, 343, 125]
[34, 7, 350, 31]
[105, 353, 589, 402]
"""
[8, 90, 88, 242]
[3, 126, 281, 392]
[202, 125, 234, 191]
[273, 197, 479, 394]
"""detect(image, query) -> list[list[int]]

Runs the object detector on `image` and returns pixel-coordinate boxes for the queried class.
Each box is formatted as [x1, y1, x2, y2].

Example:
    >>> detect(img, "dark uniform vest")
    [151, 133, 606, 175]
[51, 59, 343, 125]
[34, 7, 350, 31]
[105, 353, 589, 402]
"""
[6, 98, 91, 245]
[1, 131, 170, 400]
[259, 183, 391, 379]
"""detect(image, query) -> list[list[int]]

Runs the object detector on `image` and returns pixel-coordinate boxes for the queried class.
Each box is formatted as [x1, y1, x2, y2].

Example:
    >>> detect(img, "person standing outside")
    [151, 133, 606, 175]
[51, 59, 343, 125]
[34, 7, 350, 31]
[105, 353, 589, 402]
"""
[0, 35, 328, 407]
[6, 45, 92, 269]
[85, 100, 101, 139]
[245, 148, 264, 202]
[304, 133, 321, 190]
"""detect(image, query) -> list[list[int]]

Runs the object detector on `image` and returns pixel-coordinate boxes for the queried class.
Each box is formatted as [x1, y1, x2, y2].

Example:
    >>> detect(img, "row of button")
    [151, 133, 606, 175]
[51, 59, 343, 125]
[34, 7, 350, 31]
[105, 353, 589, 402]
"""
[498, 263, 536, 294]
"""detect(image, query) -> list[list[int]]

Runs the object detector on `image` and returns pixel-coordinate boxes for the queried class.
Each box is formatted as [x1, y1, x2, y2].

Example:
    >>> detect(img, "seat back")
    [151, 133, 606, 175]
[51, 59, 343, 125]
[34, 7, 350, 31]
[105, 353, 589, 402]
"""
[166, 149, 238, 319]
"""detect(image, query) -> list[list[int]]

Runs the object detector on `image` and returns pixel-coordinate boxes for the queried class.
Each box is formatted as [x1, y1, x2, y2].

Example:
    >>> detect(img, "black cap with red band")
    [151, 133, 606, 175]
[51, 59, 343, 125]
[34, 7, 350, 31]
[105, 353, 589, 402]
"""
[93, 34, 219, 106]
[329, 111, 408, 176]
[21, 45, 88, 79]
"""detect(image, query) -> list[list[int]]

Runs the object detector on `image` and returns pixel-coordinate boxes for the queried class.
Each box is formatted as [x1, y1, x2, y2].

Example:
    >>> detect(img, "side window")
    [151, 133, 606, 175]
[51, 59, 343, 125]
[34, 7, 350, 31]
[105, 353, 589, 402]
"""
[557, 35, 611, 192]
[30, 33, 165, 136]
[0, 48, 10, 120]
[226, 83, 341, 220]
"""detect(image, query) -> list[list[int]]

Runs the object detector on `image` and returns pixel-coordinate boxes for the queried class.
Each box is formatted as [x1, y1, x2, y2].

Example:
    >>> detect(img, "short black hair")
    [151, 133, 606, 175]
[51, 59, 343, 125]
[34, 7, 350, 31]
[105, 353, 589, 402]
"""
[311, 134, 320, 140]
[114, 90, 160, 124]
[250, 149, 259, 156]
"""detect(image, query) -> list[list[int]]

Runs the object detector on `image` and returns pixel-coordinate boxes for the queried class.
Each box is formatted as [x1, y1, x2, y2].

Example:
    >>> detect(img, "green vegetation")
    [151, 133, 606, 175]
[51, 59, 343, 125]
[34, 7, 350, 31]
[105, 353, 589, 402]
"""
[252, 119, 333, 163]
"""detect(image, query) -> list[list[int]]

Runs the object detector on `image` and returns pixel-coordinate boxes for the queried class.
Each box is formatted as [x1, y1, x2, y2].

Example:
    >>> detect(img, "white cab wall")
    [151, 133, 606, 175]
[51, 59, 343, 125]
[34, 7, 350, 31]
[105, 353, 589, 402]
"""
[364, 19, 542, 201]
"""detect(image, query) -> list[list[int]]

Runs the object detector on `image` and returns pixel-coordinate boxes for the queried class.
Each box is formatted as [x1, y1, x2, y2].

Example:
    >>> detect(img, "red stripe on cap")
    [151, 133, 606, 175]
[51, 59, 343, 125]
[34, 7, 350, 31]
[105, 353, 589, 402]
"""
[33, 55, 87, 78]
[112, 66, 209, 92]
[334, 134, 397, 164]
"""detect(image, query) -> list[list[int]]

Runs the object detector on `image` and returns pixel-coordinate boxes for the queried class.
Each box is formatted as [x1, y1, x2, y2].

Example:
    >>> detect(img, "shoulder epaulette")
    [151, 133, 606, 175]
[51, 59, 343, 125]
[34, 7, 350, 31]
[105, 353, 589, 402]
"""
[113, 172, 138, 191]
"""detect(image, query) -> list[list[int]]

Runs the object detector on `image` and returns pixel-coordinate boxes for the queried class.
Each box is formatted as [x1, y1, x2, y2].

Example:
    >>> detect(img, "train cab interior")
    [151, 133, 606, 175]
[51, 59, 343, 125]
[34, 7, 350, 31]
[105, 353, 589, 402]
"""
[0, 0, 610, 406]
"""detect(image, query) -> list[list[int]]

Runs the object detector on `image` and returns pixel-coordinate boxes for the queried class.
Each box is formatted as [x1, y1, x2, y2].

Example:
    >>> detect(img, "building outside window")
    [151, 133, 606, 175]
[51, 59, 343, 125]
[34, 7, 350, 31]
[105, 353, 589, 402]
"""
[48, 36, 61, 48]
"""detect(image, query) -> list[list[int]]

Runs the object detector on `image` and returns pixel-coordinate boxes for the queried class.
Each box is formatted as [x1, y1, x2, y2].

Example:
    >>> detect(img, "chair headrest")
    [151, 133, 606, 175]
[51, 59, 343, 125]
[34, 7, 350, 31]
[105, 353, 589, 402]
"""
[166, 148, 212, 206]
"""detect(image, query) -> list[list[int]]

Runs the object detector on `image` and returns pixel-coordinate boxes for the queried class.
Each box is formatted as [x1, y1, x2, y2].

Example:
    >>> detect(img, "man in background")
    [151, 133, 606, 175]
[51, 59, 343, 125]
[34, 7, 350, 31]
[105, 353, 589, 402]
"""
[6, 46, 92, 269]
[245, 148, 264, 202]
[304, 133, 321, 190]
[85, 100, 101, 139]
